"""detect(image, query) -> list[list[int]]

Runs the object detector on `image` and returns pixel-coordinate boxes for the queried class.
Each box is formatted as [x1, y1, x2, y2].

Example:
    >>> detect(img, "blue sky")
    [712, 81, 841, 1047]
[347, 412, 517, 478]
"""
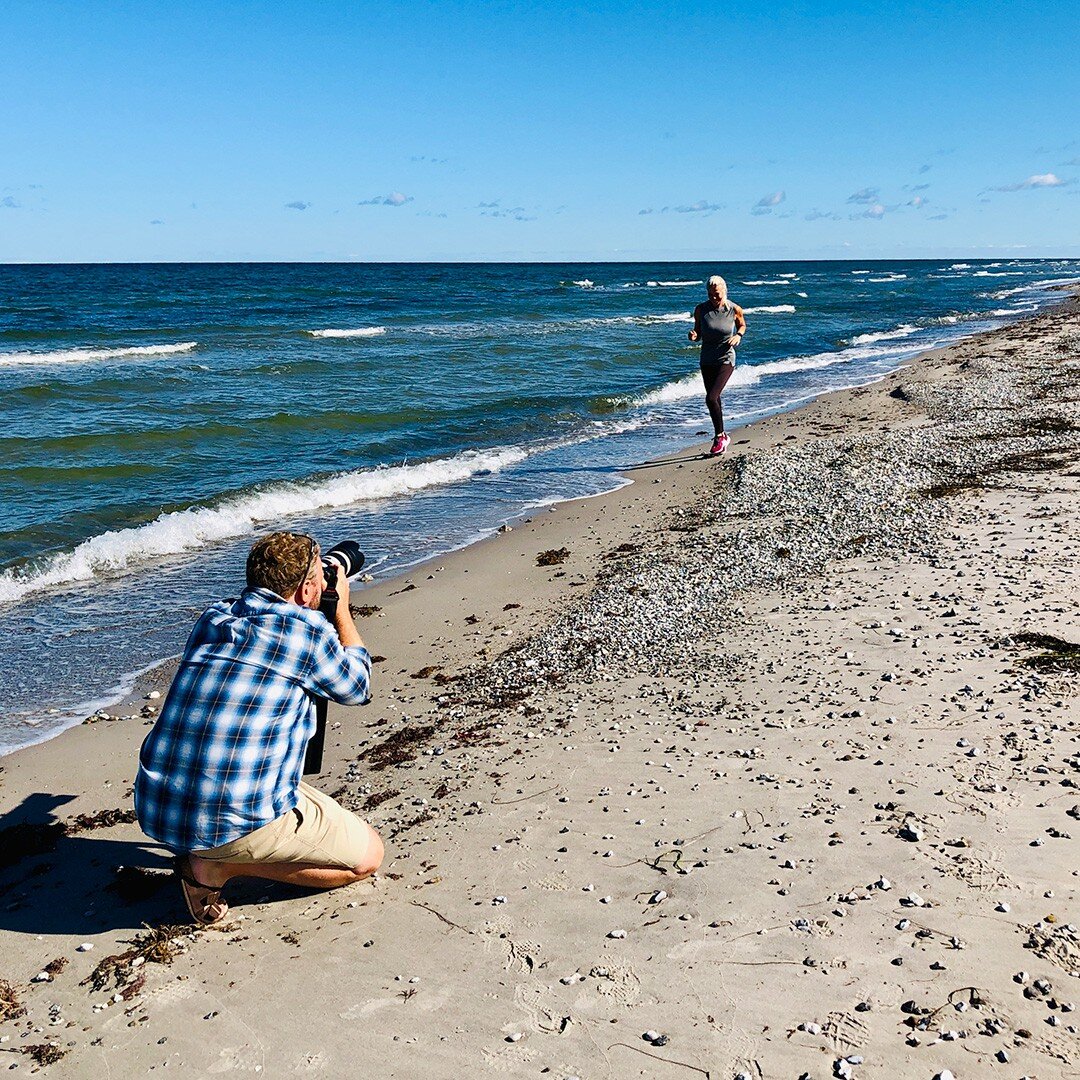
[2, 0, 1077, 262]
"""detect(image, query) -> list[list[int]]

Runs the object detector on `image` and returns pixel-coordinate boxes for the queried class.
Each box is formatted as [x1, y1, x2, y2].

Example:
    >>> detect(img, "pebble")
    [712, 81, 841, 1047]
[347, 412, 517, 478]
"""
[996, 901, 1011, 913]
[505, 1032, 523, 1042]
[649, 890, 667, 904]
[607, 929, 627, 939]
[76, 943, 94, 952]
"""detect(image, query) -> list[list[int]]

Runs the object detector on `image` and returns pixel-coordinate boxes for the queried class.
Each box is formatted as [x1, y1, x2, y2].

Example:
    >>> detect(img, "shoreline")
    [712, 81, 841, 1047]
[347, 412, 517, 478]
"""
[2, 294, 1067, 756]
[0, 294, 1077, 1076]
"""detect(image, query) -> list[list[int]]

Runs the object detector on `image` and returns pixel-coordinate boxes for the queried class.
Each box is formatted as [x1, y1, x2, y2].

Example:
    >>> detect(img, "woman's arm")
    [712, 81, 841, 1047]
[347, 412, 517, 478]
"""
[689, 304, 702, 342]
[731, 304, 746, 344]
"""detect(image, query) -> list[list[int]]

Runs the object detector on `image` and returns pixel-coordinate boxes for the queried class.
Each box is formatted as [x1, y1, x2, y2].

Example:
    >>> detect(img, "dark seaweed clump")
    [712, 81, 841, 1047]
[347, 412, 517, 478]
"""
[536, 547, 570, 566]
[1012, 632, 1080, 675]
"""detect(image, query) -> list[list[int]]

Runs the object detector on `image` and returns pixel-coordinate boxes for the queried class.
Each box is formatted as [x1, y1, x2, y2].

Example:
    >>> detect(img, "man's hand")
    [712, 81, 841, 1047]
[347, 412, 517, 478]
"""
[332, 572, 364, 649]
[688, 329, 699, 342]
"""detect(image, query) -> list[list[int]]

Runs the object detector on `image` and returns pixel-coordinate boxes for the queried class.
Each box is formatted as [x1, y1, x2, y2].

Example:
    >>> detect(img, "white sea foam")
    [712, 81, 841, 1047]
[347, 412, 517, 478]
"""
[646, 280, 699, 287]
[743, 304, 796, 314]
[0, 342, 198, 367]
[777, 273, 798, 279]
[0, 447, 528, 605]
[950, 263, 972, 270]
[849, 323, 919, 345]
[629, 345, 885, 408]
[741, 280, 789, 286]
[571, 279, 595, 288]
[851, 270, 871, 274]
[867, 274, 908, 282]
[974, 271, 1023, 277]
[306, 327, 387, 338]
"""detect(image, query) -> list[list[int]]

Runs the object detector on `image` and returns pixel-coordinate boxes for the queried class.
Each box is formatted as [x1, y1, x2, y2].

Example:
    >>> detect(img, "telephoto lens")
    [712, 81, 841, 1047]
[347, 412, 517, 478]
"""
[322, 540, 365, 581]
[317, 540, 365, 621]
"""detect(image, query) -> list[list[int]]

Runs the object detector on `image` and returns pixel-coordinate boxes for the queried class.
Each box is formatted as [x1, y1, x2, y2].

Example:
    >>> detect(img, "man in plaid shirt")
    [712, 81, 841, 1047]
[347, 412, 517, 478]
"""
[135, 531, 382, 925]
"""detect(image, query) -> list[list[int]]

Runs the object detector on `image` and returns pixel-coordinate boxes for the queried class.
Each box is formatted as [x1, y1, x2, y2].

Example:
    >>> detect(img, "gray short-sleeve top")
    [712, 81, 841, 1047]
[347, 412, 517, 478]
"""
[695, 301, 737, 366]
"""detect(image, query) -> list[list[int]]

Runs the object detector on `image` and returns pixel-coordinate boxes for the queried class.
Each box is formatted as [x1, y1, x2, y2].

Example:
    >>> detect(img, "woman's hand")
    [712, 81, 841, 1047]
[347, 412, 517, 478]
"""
[688, 329, 698, 342]
[731, 333, 742, 346]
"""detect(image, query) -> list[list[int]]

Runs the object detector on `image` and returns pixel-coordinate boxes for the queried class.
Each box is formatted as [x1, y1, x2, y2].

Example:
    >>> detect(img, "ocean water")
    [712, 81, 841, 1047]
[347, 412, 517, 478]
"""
[1, 259, 1076, 753]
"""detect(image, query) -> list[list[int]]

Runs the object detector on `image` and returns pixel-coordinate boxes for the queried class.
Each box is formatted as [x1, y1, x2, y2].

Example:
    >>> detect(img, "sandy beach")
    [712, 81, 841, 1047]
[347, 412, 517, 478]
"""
[1, 296, 1077, 1078]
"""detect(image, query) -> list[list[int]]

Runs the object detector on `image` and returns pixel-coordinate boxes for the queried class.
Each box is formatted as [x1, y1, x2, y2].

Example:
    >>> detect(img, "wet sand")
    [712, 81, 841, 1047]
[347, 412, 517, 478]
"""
[0, 297, 1077, 1078]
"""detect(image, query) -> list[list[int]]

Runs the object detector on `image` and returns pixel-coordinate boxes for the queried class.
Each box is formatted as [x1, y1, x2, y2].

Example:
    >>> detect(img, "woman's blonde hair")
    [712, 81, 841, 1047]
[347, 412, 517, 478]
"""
[706, 274, 728, 303]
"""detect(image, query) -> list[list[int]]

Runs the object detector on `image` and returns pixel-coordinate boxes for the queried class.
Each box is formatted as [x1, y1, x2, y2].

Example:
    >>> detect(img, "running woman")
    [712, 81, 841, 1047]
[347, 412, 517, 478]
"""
[689, 275, 746, 455]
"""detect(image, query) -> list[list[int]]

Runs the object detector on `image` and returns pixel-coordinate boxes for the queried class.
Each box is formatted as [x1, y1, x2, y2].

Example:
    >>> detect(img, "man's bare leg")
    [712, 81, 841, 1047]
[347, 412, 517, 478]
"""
[189, 826, 384, 891]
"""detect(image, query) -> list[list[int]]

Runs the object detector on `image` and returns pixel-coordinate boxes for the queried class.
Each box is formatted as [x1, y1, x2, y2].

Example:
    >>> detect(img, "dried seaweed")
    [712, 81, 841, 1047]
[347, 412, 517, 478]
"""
[1012, 632, 1080, 675]
[410, 665, 441, 679]
[21, 1044, 68, 1066]
[0, 979, 26, 1022]
[69, 808, 137, 832]
[361, 723, 438, 771]
[350, 604, 382, 618]
[389, 811, 433, 839]
[361, 789, 400, 812]
[81, 924, 193, 994]
[536, 547, 569, 566]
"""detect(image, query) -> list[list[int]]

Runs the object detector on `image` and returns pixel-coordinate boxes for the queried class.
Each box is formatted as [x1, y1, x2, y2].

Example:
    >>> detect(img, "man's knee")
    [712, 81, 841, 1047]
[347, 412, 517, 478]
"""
[351, 827, 384, 878]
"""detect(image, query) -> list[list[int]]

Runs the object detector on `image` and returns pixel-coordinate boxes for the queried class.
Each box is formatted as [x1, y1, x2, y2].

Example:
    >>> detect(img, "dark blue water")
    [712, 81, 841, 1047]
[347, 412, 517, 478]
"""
[1, 259, 1076, 752]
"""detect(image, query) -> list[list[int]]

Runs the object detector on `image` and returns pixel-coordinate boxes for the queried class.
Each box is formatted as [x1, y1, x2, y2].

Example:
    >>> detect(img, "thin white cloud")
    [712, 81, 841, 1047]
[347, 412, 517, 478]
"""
[673, 200, 723, 213]
[1, 196, 20, 209]
[846, 187, 880, 204]
[992, 173, 1073, 192]
[755, 190, 786, 208]
[358, 192, 413, 206]
[804, 208, 841, 221]
[285, 200, 311, 210]
[908, 195, 928, 208]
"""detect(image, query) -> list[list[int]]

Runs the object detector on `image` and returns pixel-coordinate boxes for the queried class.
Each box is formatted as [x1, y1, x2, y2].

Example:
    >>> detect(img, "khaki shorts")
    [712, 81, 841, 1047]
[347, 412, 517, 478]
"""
[195, 782, 373, 870]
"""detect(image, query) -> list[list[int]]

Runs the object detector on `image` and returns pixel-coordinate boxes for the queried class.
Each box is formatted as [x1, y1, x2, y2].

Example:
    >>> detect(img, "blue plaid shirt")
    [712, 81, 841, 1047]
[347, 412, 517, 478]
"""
[135, 587, 371, 852]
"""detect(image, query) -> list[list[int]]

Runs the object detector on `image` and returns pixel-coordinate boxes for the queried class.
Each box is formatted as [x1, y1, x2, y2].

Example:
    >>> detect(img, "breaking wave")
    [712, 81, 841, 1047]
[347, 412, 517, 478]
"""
[743, 304, 796, 314]
[0, 342, 198, 367]
[0, 447, 527, 605]
[306, 327, 387, 338]
[849, 323, 919, 345]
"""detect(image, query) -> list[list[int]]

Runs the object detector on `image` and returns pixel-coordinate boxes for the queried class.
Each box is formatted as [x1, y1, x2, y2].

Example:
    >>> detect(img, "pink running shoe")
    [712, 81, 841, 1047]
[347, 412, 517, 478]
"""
[709, 433, 730, 456]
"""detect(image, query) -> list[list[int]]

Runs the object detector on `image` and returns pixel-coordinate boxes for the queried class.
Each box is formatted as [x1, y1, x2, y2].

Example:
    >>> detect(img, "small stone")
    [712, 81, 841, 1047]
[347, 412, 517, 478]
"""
[996, 901, 1011, 913]
[76, 943, 94, 952]
[607, 929, 627, 939]
[505, 1032, 523, 1042]
[649, 890, 667, 904]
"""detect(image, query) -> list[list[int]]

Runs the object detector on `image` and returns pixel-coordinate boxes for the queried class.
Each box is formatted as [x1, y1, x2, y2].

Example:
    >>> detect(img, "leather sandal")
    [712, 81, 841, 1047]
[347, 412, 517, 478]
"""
[175, 855, 229, 926]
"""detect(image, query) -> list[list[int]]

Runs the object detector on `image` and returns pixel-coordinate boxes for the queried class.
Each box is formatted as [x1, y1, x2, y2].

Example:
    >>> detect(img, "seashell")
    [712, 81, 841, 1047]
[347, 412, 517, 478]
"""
[505, 1032, 523, 1042]
[607, 929, 627, 939]
[649, 890, 667, 904]
[77, 943, 94, 952]
[996, 901, 1010, 913]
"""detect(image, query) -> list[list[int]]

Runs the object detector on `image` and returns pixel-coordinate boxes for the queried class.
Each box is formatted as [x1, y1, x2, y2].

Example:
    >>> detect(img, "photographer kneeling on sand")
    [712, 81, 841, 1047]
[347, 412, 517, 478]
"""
[135, 531, 383, 926]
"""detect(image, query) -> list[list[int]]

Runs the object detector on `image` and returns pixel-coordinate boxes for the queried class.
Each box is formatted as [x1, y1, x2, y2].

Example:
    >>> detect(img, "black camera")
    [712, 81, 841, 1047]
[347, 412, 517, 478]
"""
[305, 539, 366, 777]
[317, 540, 366, 622]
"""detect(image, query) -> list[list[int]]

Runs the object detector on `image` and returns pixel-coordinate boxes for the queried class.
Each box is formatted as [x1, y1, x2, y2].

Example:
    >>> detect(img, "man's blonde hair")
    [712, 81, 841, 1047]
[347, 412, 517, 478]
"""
[246, 532, 319, 598]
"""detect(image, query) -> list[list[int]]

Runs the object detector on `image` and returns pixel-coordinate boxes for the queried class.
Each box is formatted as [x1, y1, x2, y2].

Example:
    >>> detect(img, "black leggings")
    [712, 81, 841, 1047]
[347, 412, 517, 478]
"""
[700, 362, 735, 435]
